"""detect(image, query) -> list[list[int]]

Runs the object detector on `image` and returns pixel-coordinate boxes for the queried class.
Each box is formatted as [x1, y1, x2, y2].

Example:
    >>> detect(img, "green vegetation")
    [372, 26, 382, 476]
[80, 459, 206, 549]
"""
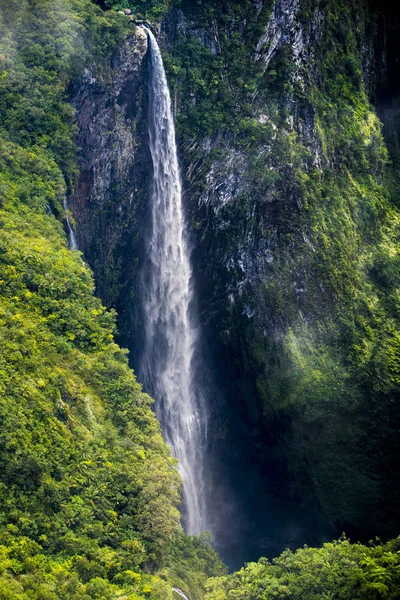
[205, 537, 400, 599]
[105, 0, 170, 21]
[0, 0, 223, 598]
[163, 0, 273, 138]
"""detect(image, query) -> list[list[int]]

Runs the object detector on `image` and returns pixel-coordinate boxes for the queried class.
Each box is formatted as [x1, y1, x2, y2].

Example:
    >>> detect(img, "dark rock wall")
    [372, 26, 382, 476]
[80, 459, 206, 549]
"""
[70, 28, 150, 352]
[165, 0, 335, 562]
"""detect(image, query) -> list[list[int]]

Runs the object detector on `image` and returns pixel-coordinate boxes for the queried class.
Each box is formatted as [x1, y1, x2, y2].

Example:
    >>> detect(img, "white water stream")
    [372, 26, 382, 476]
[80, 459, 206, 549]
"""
[172, 587, 191, 600]
[63, 198, 77, 249]
[139, 28, 208, 535]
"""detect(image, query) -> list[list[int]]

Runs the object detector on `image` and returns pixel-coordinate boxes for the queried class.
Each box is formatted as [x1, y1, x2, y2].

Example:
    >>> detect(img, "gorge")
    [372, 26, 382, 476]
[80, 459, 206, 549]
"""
[1, 0, 400, 597]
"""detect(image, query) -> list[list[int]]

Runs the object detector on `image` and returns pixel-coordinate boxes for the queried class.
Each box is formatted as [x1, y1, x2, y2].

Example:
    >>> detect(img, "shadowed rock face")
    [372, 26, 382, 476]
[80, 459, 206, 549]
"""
[161, 2, 334, 564]
[372, 0, 400, 167]
[70, 29, 150, 343]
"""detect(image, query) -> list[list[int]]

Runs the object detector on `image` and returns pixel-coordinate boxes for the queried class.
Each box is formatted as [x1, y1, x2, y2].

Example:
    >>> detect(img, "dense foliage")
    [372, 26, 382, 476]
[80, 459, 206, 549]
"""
[0, 0, 224, 598]
[205, 537, 400, 599]
[163, 0, 274, 138]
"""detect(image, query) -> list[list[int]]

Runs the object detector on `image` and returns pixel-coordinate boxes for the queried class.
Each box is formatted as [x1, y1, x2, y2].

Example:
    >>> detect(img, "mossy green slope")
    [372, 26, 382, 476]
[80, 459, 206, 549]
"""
[0, 1, 223, 598]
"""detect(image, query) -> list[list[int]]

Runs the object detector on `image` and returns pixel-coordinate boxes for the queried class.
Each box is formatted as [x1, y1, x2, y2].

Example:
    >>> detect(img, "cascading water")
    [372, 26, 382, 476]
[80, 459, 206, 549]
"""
[139, 28, 208, 536]
[63, 198, 77, 249]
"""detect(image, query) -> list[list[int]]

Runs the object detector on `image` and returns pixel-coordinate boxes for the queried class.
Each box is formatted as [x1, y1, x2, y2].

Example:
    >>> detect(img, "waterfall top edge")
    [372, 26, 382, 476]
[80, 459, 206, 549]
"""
[139, 22, 158, 37]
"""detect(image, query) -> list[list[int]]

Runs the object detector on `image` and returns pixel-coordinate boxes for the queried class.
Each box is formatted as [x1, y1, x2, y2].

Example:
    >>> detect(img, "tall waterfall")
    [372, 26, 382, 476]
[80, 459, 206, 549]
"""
[139, 28, 208, 535]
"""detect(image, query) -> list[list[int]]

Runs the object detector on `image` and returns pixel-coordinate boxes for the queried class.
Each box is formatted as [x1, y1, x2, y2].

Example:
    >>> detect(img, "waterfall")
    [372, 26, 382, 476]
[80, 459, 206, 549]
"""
[172, 587, 191, 600]
[139, 28, 208, 535]
[63, 198, 77, 249]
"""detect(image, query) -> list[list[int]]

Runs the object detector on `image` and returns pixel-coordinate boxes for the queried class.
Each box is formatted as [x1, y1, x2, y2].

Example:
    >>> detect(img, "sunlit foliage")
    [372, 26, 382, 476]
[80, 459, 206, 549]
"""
[205, 537, 400, 599]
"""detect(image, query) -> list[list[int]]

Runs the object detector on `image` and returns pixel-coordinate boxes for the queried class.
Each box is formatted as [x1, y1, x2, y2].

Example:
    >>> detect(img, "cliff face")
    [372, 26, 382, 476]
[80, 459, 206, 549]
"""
[71, 0, 400, 566]
[70, 28, 150, 346]
[373, 0, 400, 167]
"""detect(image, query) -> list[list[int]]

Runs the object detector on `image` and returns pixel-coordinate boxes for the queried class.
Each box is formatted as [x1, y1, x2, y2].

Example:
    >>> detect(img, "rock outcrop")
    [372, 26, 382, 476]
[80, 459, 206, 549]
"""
[70, 28, 150, 346]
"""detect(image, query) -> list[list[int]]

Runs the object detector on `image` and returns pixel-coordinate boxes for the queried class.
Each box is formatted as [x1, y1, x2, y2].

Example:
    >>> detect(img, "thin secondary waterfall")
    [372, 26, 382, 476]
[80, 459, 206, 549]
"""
[139, 28, 208, 535]
[63, 198, 77, 249]
[172, 588, 191, 600]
